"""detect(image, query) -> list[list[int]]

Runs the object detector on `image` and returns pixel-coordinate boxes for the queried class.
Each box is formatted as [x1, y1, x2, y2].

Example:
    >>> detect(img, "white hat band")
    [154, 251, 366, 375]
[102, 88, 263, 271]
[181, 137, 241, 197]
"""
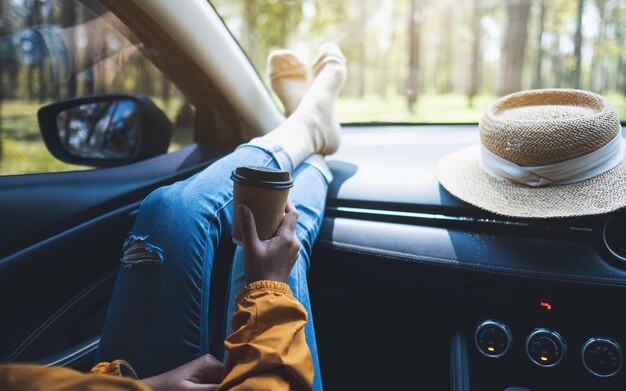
[480, 133, 624, 188]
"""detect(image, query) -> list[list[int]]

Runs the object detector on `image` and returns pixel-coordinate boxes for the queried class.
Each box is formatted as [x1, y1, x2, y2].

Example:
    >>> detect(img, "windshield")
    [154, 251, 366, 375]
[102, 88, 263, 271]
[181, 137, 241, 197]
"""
[211, 0, 626, 124]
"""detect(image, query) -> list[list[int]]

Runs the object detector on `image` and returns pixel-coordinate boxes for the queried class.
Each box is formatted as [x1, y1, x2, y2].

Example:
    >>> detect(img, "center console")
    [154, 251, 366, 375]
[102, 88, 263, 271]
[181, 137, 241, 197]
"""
[472, 318, 622, 381]
[436, 274, 626, 391]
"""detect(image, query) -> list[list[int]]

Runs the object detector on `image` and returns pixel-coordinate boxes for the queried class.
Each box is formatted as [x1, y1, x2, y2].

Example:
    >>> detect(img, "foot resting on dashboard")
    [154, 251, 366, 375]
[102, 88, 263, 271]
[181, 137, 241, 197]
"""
[267, 49, 309, 116]
[263, 43, 347, 168]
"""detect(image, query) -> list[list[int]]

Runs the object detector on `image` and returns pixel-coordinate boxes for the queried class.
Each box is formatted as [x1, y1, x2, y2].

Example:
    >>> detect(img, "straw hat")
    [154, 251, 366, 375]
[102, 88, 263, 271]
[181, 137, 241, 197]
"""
[437, 89, 625, 218]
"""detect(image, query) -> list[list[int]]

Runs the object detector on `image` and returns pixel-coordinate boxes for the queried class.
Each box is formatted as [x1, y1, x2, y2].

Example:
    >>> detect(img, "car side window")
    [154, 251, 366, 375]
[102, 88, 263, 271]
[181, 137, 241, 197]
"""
[0, 0, 195, 176]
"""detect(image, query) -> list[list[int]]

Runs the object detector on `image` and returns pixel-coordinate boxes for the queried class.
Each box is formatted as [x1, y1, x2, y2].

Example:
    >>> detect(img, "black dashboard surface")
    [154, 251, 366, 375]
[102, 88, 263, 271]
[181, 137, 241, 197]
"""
[319, 125, 626, 288]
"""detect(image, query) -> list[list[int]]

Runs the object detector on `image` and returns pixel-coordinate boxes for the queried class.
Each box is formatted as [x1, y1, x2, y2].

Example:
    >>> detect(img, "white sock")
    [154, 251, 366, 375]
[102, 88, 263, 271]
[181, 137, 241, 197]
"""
[267, 50, 308, 116]
[263, 43, 347, 168]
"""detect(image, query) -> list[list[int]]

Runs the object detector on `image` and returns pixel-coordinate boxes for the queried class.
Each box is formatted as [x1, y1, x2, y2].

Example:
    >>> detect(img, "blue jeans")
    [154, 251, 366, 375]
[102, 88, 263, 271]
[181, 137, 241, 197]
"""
[96, 139, 331, 391]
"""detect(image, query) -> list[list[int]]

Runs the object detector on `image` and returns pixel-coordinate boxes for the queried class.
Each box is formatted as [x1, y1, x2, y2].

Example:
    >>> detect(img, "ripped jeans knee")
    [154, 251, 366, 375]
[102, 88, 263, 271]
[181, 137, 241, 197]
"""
[121, 236, 163, 268]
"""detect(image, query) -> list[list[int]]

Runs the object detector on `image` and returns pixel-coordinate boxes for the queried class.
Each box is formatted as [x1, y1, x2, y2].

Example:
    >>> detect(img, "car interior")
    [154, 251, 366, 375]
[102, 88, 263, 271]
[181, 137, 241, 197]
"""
[1, 0, 625, 390]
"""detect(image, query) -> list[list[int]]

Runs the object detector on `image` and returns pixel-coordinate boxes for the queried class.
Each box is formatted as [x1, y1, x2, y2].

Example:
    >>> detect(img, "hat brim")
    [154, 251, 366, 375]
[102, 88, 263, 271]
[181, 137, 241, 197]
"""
[436, 142, 626, 218]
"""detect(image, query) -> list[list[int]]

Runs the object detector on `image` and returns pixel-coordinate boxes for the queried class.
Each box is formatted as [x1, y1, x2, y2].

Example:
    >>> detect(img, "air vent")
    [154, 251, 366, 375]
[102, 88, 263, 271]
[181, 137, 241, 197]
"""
[603, 210, 626, 262]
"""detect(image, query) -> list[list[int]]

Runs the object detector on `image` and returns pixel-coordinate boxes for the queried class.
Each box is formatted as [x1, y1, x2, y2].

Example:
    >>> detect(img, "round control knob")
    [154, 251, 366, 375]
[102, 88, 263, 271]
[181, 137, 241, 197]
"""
[526, 328, 567, 367]
[474, 320, 513, 358]
[582, 337, 622, 378]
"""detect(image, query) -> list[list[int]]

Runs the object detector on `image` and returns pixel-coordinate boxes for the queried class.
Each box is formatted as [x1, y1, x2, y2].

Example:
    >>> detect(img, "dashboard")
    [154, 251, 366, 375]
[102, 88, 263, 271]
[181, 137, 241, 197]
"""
[314, 124, 626, 390]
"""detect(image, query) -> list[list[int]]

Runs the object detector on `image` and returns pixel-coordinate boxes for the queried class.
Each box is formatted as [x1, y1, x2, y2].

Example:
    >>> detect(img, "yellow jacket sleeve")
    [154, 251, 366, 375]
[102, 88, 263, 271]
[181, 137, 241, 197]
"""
[218, 280, 314, 391]
[0, 363, 150, 391]
[0, 280, 313, 391]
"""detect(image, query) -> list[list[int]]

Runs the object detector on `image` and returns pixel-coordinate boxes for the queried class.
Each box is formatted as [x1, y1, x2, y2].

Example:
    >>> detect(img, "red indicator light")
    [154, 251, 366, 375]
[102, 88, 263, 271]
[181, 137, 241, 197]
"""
[540, 301, 552, 311]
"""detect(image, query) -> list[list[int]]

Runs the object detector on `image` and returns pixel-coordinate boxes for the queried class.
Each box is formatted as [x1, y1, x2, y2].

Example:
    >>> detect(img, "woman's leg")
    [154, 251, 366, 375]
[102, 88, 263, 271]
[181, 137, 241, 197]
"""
[98, 44, 346, 379]
[225, 155, 332, 391]
[96, 140, 293, 378]
[263, 43, 346, 167]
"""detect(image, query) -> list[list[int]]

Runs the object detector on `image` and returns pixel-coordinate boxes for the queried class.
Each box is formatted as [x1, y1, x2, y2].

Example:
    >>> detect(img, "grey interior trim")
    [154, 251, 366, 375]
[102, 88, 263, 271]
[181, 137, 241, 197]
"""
[328, 206, 598, 233]
[6, 270, 112, 361]
[329, 206, 485, 224]
[38, 336, 100, 367]
[450, 332, 472, 391]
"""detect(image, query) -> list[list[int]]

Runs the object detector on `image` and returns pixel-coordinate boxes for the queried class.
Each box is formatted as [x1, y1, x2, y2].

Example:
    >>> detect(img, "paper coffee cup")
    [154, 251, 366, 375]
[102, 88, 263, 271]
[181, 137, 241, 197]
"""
[231, 166, 294, 245]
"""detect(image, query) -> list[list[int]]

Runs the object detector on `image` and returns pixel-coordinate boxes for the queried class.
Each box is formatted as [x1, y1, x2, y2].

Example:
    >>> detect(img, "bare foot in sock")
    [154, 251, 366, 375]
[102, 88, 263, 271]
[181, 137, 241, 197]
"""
[263, 43, 347, 167]
[267, 50, 308, 116]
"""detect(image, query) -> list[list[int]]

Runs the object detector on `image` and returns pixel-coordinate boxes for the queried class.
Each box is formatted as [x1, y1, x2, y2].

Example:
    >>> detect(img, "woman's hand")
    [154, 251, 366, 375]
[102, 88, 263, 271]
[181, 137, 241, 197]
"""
[140, 354, 224, 391]
[237, 200, 301, 283]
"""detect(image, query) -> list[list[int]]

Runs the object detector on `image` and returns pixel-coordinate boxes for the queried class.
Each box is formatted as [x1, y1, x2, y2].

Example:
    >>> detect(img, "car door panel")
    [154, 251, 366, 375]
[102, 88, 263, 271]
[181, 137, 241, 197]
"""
[0, 144, 222, 362]
[0, 144, 217, 258]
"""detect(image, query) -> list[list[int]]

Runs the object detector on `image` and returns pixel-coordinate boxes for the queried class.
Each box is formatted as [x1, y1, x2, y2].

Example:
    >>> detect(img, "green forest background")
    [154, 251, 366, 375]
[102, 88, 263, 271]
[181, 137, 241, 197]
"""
[0, 0, 625, 175]
[213, 0, 626, 122]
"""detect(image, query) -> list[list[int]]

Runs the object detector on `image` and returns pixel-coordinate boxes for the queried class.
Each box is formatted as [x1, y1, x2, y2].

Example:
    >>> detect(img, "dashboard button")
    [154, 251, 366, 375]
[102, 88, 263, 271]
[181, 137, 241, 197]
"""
[526, 328, 566, 367]
[582, 337, 622, 378]
[475, 320, 513, 358]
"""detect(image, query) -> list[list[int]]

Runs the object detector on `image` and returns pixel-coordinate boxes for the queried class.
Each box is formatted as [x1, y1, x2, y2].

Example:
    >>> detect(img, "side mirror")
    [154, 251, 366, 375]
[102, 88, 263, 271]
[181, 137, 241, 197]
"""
[38, 94, 173, 167]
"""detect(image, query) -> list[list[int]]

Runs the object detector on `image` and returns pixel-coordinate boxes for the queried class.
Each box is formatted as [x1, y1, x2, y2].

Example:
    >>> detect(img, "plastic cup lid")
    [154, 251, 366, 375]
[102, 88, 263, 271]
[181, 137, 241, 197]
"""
[231, 166, 294, 189]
